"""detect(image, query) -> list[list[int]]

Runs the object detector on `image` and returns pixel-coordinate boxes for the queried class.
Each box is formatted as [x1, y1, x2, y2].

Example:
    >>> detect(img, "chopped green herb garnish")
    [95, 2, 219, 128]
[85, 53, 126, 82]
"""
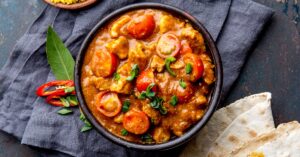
[126, 64, 139, 81]
[169, 95, 178, 106]
[141, 134, 153, 143]
[150, 97, 168, 115]
[138, 92, 147, 99]
[60, 97, 70, 107]
[145, 83, 156, 98]
[113, 72, 121, 81]
[81, 125, 93, 132]
[185, 63, 192, 74]
[159, 105, 168, 115]
[64, 86, 75, 93]
[122, 100, 130, 112]
[150, 97, 164, 109]
[66, 95, 78, 106]
[79, 111, 93, 132]
[179, 79, 187, 89]
[165, 57, 176, 77]
[138, 83, 156, 99]
[121, 129, 128, 136]
[57, 108, 73, 115]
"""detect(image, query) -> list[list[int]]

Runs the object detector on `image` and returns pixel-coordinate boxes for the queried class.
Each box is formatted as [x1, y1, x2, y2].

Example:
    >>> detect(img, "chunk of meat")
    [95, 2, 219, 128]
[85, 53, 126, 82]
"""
[110, 15, 131, 38]
[142, 104, 161, 125]
[90, 76, 111, 91]
[152, 127, 171, 143]
[105, 36, 129, 59]
[170, 59, 185, 70]
[181, 24, 206, 53]
[128, 42, 149, 69]
[171, 119, 190, 136]
[159, 15, 175, 33]
[150, 55, 165, 72]
[199, 53, 215, 85]
[110, 75, 132, 94]
[113, 113, 124, 123]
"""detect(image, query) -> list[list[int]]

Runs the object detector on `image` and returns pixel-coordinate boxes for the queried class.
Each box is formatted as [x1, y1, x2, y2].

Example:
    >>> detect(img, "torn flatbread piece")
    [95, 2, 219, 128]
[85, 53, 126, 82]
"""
[180, 92, 274, 157]
[231, 121, 300, 157]
[207, 97, 275, 157]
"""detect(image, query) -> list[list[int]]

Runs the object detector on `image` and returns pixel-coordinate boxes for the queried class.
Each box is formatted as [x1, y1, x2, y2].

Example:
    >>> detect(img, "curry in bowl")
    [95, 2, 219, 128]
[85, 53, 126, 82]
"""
[81, 9, 215, 144]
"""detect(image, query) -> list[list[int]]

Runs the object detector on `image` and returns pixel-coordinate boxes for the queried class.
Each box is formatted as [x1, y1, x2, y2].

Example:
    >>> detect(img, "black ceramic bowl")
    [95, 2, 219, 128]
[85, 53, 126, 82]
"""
[75, 2, 223, 151]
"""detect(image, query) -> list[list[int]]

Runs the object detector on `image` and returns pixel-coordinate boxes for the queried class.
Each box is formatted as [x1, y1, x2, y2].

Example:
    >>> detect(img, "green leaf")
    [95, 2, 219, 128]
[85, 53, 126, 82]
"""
[121, 129, 128, 136]
[169, 95, 178, 106]
[165, 57, 176, 77]
[126, 64, 139, 81]
[185, 63, 192, 74]
[57, 108, 73, 115]
[113, 72, 121, 81]
[179, 79, 187, 89]
[122, 100, 130, 112]
[46, 26, 75, 80]
[60, 97, 70, 107]
[81, 125, 93, 132]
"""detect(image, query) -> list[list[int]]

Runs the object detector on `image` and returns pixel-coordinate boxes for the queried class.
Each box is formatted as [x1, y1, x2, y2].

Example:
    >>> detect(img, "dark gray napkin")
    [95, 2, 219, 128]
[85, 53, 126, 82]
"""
[0, 0, 273, 157]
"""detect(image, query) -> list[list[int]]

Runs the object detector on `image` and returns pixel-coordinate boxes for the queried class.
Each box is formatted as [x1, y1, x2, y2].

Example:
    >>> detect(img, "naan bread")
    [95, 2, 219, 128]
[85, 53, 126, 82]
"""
[180, 92, 273, 157]
[231, 121, 300, 157]
[207, 99, 275, 157]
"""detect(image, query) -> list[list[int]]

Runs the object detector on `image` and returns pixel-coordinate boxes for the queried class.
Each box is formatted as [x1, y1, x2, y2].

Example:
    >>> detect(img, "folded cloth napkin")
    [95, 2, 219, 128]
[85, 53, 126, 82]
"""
[0, 0, 273, 156]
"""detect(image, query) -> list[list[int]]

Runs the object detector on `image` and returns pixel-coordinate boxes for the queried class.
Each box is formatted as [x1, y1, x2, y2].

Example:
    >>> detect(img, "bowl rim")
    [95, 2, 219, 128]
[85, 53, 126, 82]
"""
[75, 2, 223, 151]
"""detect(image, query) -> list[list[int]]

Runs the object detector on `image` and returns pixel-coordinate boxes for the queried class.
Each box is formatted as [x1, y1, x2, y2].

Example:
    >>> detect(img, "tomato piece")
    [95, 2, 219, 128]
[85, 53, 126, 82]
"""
[174, 81, 193, 103]
[156, 33, 181, 58]
[183, 53, 204, 82]
[123, 109, 150, 134]
[96, 92, 122, 117]
[136, 69, 157, 92]
[91, 50, 118, 77]
[127, 14, 155, 39]
[179, 40, 192, 54]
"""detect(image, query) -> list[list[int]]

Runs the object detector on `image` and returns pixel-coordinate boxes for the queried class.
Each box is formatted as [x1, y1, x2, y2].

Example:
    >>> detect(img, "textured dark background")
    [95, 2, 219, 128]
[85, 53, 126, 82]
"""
[0, 0, 299, 156]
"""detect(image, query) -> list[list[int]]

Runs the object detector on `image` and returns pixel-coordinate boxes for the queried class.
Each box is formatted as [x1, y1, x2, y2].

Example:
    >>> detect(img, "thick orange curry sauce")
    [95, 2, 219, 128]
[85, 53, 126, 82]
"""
[81, 9, 215, 144]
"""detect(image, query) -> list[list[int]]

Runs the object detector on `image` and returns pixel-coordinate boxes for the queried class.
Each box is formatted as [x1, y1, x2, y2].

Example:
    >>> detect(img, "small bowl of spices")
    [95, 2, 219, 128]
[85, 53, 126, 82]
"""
[44, 0, 97, 10]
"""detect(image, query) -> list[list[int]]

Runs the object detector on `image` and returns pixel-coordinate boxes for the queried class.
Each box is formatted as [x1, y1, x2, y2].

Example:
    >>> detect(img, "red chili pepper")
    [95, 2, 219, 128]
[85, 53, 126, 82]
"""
[36, 80, 75, 97]
[46, 95, 77, 107]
